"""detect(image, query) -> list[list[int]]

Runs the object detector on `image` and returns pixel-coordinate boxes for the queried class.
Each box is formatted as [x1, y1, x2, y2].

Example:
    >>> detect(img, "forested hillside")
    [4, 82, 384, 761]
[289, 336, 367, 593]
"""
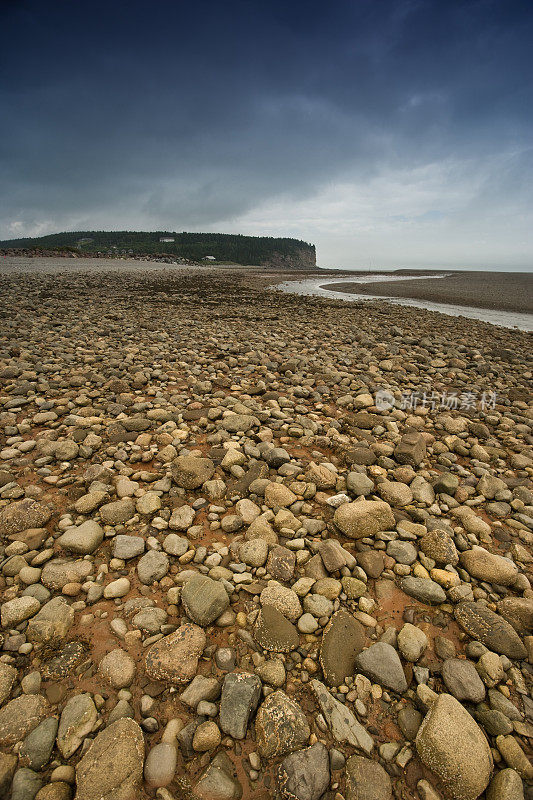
[0, 230, 316, 267]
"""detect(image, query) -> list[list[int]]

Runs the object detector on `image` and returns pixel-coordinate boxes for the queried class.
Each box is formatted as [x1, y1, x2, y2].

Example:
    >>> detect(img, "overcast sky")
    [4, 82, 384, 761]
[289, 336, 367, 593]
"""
[1, 0, 532, 269]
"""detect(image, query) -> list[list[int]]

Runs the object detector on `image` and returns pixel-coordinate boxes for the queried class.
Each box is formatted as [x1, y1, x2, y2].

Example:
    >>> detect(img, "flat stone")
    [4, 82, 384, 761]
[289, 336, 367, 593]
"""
[255, 691, 310, 758]
[319, 609, 365, 686]
[181, 574, 229, 626]
[346, 472, 374, 496]
[137, 550, 169, 584]
[357, 551, 384, 579]
[0, 694, 50, 746]
[145, 623, 206, 683]
[460, 546, 519, 587]
[112, 535, 145, 560]
[260, 581, 302, 621]
[144, 742, 177, 789]
[486, 767, 525, 800]
[334, 500, 394, 540]
[36, 781, 76, 799]
[219, 673, 262, 739]
[0, 499, 51, 537]
[180, 675, 220, 708]
[420, 529, 459, 566]
[1, 595, 40, 627]
[379, 480, 413, 507]
[345, 755, 392, 800]
[75, 718, 144, 800]
[57, 520, 103, 554]
[136, 492, 161, 515]
[454, 602, 527, 659]
[400, 576, 446, 605]
[99, 498, 135, 525]
[267, 545, 296, 581]
[394, 432, 426, 467]
[0, 753, 17, 797]
[441, 658, 486, 703]
[318, 539, 348, 572]
[40, 559, 92, 590]
[171, 456, 215, 489]
[26, 597, 74, 644]
[132, 606, 167, 633]
[168, 505, 196, 531]
[41, 641, 88, 680]
[497, 597, 533, 634]
[11, 768, 43, 800]
[354, 642, 408, 694]
[278, 742, 330, 800]
[387, 540, 417, 565]
[254, 605, 299, 652]
[19, 717, 58, 770]
[416, 693, 493, 800]
[162, 533, 189, 556]
[311, 680, 374, 754]
[103, 577, 130, 599]
[397, 623, 428, 662]
[194, 751, 242, 800]
[99, 649, 136, 688]
[0, 663, 17, 705]
[57, 693, 98, 758]
[239, 538, 268, 567]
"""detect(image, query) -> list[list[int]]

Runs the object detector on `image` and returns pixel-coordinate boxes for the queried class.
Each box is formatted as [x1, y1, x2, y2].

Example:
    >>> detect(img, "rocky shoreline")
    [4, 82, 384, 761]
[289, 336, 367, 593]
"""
[0, 259, 532, 800]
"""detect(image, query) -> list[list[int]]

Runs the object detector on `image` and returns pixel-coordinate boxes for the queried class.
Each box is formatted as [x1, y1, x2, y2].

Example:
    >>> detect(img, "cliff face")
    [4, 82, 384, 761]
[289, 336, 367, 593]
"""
[263, 246, 316, 269]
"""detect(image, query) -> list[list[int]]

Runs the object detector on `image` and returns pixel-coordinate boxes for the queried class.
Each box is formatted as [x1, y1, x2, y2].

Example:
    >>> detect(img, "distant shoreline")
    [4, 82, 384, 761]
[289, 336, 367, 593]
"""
[320, 270, 533, 315]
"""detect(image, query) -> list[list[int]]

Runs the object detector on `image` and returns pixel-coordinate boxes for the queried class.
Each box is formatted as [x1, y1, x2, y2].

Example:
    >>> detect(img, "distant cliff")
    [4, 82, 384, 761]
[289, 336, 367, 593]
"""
[0, 230, 316, 268]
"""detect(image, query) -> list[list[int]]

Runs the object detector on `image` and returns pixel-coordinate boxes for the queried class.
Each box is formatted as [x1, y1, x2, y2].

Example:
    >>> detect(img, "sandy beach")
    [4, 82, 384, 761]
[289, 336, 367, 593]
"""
[321, 271, 533, 315]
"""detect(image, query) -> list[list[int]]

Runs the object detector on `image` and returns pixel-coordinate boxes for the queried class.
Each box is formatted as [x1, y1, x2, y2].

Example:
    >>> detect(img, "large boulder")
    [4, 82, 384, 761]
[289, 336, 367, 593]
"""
[75, 718, 144, 800]
[416, 693, 492, 800]
[333, 500, 394, 540]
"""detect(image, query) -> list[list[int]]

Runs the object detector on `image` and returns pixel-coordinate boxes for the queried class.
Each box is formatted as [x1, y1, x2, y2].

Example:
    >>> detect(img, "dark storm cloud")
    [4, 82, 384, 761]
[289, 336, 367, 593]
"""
[1, 0, 532, 264]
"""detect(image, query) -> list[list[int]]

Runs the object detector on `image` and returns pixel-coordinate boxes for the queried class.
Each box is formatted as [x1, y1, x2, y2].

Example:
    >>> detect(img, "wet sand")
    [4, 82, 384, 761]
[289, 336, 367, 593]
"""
[321, 271, 533, 314]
